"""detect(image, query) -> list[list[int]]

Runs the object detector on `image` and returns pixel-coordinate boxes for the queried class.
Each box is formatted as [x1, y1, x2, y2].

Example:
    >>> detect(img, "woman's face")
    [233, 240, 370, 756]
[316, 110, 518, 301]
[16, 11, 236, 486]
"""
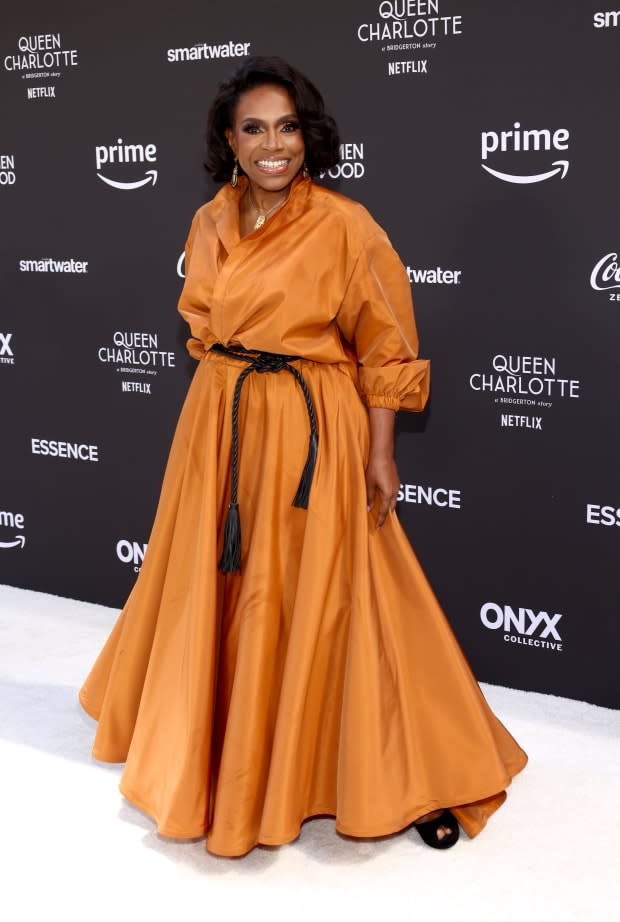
[225, 84, 305, 194]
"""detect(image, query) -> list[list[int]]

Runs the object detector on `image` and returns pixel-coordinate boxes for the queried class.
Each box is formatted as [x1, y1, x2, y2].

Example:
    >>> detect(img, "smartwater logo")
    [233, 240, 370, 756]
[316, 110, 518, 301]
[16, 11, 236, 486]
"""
[590, 252, 620, 296]
[116, 539, 147, 573]
[0, 509, 26, 549]
[95, 139, 157, 190]
[166, 40, 250, 63]
[481, 123, 570, 184]
[0, 333, 14, 364]
[19, 258, 88, 273]
[593, 10, 620, 28]
[406, 266, 462, 285]
[480, 601, 563, 652]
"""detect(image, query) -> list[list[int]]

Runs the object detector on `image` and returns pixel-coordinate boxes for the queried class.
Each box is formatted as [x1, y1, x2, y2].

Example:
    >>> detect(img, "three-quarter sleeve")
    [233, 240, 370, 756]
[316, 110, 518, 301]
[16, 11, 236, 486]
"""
[336, 229, 430, 412]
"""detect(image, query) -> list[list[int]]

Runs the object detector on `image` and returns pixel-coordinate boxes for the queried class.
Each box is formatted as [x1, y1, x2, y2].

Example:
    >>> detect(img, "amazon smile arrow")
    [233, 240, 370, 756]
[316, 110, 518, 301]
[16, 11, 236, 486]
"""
[481, 160, 569, 184]
[97, 169, 158, 190]
[0, 535, 26, 549]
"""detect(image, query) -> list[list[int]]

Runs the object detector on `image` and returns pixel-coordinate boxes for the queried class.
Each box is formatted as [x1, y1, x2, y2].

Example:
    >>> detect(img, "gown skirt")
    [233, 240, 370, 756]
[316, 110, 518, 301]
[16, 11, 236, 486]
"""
[79, 347, 527, 857]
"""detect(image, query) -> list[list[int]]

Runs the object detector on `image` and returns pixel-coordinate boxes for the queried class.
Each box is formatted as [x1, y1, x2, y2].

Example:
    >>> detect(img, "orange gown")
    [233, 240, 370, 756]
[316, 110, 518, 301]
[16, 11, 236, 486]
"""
[79, 174, 527, 857]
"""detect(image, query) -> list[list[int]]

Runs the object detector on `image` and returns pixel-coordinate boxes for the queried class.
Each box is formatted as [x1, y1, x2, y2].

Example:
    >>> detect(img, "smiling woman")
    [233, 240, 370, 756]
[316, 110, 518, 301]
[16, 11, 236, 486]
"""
[79, 55, 527, 859]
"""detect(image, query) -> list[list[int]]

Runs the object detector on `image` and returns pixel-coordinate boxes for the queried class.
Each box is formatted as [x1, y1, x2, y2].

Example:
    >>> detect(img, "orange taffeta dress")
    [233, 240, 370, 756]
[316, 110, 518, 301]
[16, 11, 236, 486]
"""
[79, 174, 527, 857]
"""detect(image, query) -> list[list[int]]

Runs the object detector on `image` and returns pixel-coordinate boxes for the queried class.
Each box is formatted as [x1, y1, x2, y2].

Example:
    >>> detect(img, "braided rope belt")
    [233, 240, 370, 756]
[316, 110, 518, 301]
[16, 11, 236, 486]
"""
[210, 342, 319, 573]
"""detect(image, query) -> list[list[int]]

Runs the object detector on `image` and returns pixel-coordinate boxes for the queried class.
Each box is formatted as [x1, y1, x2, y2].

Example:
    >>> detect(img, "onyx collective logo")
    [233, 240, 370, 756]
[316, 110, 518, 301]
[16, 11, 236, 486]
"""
[3, 32, 78, 99]
[356, 1, 463, 77]
[469, 353, 580, 431]
[0, 509, 26, 550]
[480, 601, 563, 653]
[0, 333, 15, 365]
[95, 139, 158, 190]
[117, 539, 147, 573]
[481, 123, 570, 184]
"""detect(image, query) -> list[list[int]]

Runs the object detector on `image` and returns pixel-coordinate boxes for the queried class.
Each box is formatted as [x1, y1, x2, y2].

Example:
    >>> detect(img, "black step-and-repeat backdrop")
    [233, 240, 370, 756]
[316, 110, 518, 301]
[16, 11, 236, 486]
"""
[1, 1, 619, 708]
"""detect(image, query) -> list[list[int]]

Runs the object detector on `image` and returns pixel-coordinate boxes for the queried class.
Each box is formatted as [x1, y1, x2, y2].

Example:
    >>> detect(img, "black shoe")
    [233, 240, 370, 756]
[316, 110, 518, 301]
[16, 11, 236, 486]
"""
[413, 809, 460, 850]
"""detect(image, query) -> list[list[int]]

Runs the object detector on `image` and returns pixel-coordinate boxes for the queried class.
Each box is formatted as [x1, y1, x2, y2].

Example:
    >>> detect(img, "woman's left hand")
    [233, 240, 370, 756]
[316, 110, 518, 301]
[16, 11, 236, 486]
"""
[366, 452, 400, 528]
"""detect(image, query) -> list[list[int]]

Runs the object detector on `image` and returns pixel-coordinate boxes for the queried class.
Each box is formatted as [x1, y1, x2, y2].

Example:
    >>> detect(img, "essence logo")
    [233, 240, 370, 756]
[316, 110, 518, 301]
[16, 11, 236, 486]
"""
[0, 509, 26, 550]
[586, 504, 620, 527]
[480, 601, 563, 652]
[590, 252, 620, 300]
[481, 123, 570, 184]
[116, 539, 147, 573]
[0, 332, 14, 364]
[397, 483, 461, 509]
[31, 438, 99, 461]
[95, 139, 158, 190]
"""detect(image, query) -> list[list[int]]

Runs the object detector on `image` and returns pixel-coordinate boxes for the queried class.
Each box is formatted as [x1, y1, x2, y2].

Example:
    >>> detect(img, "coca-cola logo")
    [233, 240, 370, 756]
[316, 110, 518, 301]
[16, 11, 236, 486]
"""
[590, 252, 620, 292]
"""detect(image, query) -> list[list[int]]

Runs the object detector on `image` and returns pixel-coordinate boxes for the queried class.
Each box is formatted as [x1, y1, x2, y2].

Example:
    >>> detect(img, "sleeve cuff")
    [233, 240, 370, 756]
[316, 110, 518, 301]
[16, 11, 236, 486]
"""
[365, 394, 401, 410]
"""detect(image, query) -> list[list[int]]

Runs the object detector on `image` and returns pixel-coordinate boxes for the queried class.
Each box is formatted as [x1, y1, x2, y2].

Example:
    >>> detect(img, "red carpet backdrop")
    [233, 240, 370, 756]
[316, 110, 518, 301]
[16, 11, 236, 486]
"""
[1, 1, 619, 707]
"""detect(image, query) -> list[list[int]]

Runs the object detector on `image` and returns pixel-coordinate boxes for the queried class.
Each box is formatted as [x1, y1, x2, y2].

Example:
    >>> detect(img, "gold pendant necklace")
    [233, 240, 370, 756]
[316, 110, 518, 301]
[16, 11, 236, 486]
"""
[249, 187, 289, 230]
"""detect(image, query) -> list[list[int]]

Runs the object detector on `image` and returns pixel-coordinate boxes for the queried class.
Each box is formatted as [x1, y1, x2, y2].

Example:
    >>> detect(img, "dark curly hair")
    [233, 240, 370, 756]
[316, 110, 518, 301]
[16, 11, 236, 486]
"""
[205, 56, 340, 182]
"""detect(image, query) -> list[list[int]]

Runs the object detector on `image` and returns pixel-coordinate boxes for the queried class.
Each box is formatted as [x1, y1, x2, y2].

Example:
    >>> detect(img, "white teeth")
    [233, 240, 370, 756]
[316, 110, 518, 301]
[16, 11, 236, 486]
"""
[257, 160, 288, 168]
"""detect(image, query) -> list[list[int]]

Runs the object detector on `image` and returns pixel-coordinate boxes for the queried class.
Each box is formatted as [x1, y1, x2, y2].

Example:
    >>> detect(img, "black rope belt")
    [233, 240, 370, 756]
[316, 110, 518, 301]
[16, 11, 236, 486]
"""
[210, 342, 319, 573]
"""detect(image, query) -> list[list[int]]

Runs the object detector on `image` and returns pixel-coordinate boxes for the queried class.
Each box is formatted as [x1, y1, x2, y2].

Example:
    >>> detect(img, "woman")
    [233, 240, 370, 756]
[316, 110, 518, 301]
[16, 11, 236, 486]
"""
[80, 57, 527, 856]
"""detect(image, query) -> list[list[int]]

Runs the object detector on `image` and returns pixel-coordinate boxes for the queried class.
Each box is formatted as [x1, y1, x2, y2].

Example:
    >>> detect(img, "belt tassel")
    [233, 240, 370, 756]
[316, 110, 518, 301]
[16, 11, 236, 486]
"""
[212, 343, 318, 573]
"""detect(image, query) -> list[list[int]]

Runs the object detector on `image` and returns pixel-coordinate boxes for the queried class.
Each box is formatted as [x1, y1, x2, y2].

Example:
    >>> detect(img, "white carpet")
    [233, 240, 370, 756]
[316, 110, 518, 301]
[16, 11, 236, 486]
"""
[1, 583, 618, 922]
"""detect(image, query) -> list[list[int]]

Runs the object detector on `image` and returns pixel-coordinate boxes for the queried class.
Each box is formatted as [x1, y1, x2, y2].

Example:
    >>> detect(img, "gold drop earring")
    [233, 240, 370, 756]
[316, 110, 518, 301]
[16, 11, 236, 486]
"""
[231, 158, 239, 188]
[302, 162, 310, 180]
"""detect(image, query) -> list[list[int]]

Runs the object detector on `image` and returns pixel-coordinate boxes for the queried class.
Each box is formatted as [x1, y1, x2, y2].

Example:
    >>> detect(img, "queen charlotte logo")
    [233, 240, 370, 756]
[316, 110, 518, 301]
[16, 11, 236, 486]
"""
[469, 353, 580, 431]
[356, 1, 463, 76]
[97, 330, 176, 396]
[3, 32, 78, 99]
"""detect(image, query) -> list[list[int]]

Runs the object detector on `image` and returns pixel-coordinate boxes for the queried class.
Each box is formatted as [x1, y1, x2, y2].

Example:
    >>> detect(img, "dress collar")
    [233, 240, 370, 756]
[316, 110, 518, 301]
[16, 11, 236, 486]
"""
[212, 171, 312, 253]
